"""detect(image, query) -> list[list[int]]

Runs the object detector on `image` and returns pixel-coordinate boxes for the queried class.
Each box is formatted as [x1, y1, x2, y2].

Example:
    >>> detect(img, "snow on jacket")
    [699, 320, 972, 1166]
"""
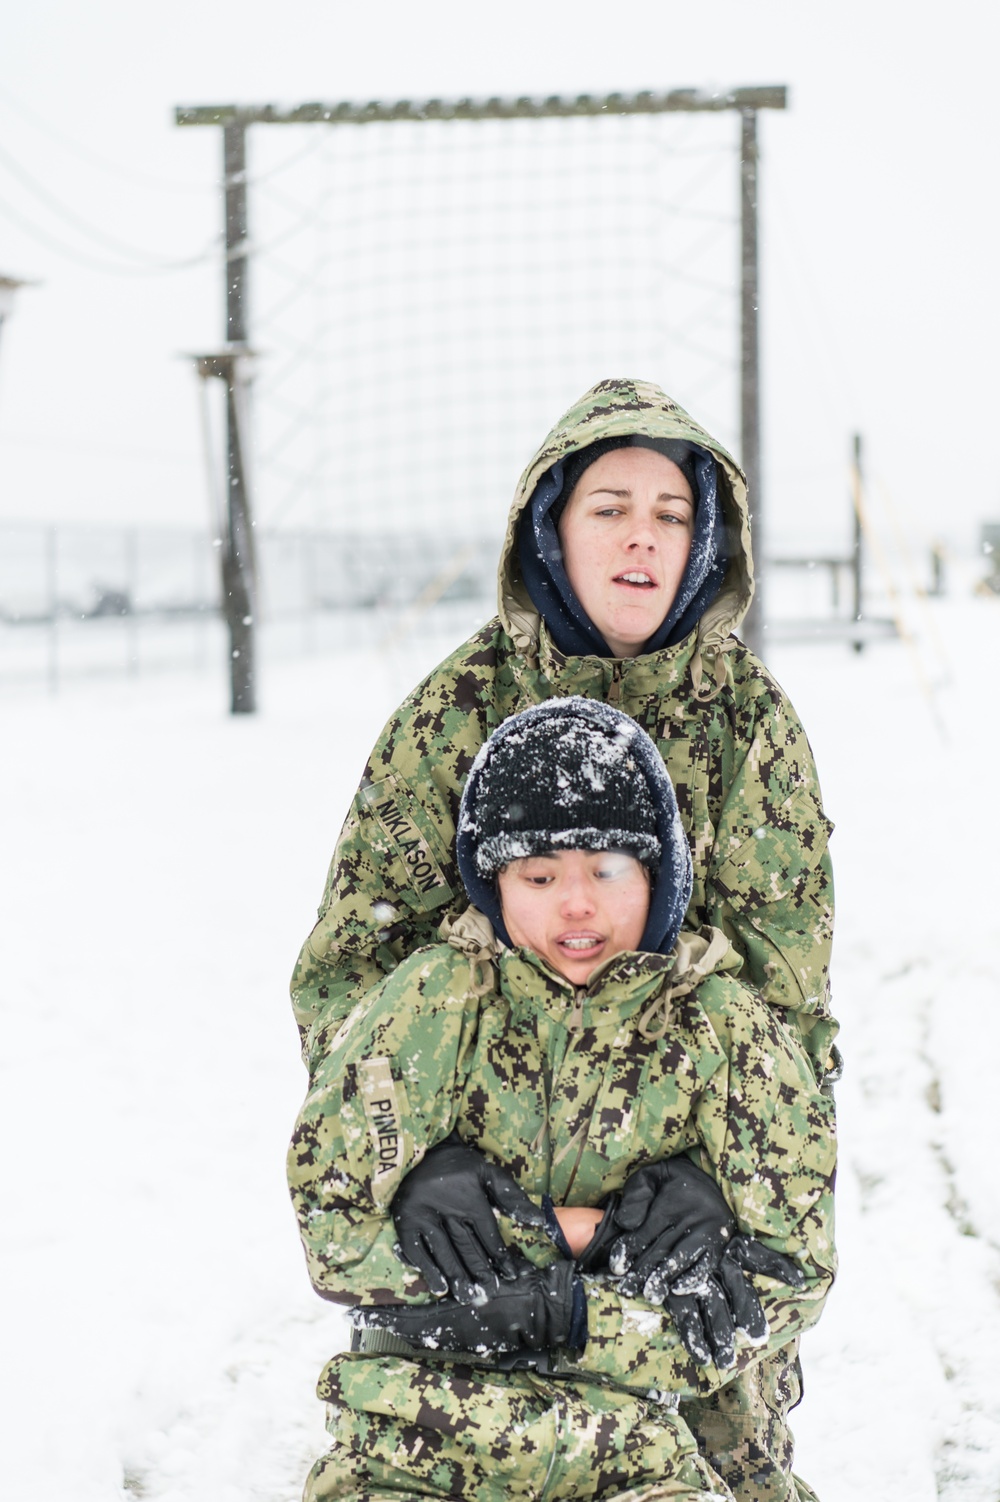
[290, 378, 836, 1078]
[287, 919, 837, 1402]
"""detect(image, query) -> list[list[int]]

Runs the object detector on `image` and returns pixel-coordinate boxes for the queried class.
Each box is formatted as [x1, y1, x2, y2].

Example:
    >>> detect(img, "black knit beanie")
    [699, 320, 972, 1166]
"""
[468, 705, 661, 877]
[457, 697, 694, 956]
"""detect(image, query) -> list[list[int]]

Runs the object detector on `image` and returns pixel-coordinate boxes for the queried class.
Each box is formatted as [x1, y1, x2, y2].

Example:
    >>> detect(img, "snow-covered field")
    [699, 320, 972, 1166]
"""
[3, 588, 999, 1501]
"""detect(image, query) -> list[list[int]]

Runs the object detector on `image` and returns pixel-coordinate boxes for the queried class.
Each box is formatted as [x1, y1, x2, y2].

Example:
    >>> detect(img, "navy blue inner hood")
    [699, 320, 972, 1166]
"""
[517, 437, 728, 659]
[456, 697, 693, 958]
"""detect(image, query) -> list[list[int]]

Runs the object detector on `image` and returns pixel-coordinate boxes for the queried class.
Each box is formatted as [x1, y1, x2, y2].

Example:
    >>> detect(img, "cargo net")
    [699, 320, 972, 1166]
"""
[243, 111, 740, 623]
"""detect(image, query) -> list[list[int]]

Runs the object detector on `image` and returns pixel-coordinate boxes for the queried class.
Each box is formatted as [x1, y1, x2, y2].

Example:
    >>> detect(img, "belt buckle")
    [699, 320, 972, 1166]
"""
[494, 1349, 555, 1375]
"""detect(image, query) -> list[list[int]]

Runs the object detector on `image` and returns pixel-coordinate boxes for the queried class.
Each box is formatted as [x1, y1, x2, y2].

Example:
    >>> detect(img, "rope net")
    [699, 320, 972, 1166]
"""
[245, 111, 739, 568]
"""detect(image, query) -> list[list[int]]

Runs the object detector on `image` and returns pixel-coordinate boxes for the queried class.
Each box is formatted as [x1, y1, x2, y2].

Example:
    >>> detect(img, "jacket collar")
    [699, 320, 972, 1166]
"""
[509, 621, 702, 708]
[493, 925, 740, 1031]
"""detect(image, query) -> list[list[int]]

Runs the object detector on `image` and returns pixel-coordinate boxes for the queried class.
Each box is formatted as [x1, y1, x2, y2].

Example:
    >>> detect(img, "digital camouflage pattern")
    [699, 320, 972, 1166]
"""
[290, 378, 836, 1501]
[306, 1356, 736, 1501]
[290, 378, 836, 1081]
[287, 923, 836, 1500]
[679, 1354, 820, 1502]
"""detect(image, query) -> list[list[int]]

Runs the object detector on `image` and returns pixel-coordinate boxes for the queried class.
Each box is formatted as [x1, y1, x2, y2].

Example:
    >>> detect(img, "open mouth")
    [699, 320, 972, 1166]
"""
[614, 571, 657, 589]
[558, 933, 605, 955]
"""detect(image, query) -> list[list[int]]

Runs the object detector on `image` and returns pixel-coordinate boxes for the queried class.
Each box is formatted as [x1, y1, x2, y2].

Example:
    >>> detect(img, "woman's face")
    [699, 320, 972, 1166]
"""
[557, 447, 695, 658]
[497, 849, 651, 985]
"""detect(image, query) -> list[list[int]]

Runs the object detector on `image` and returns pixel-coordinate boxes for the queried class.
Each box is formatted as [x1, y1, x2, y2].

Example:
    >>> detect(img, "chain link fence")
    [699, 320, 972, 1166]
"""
[0, 521, 498, 690]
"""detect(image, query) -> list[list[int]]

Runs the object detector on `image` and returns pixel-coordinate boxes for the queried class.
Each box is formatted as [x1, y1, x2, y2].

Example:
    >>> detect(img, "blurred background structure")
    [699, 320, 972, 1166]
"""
[180, 87, 766, 709]
[1, 1, 998, 709]
[3, 84, 921, 696]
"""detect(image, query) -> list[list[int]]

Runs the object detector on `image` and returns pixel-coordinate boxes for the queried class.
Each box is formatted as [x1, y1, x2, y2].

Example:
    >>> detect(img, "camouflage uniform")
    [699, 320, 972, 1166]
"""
[290, 379, 837, 1498]
[291, 379, 836, 1081]
[288, 923, 836, 1502]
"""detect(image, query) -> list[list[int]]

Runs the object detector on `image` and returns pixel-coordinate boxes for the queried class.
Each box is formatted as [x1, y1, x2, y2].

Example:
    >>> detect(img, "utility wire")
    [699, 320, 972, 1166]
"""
[0, 188, 180, 275]
[0, 429, 201, 463]
[0, 84, 333, 197]
[244, 131, 326, 186]
[0, 188, 219, 276]
[0, 83, 214, 195]
[0, 138, 213, 268]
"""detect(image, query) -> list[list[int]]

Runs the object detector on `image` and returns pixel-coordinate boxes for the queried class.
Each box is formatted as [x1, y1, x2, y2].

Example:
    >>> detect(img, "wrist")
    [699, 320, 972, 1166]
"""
[553, 1205, 603, 1258]
[575, 1194, 622, 1274]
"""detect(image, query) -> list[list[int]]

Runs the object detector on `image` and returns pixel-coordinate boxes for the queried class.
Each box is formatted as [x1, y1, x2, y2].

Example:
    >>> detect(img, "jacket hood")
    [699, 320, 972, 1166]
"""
[498, 378, 752, 662]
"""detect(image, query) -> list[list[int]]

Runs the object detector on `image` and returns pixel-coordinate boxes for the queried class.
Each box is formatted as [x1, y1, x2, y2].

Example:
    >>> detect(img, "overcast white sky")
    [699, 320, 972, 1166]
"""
[1, 0, 998, 561]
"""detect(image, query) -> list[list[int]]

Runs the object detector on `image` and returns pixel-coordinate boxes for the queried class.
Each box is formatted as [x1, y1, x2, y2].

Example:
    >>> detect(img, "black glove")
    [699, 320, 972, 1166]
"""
[608, 1156, 805, 1367]
[611, 1155, 738, 1296]
[666, 1274, 739, 1369]
[658, 1235, 804, 1368]
[357, 1258, 582, 1357]
[664, 1244, 770, 1368]
[391, 1136, 546, 1304]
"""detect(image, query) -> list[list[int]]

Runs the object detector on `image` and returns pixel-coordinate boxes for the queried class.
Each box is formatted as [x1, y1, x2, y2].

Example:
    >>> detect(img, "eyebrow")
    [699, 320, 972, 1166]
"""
[587, 486, 693, 505]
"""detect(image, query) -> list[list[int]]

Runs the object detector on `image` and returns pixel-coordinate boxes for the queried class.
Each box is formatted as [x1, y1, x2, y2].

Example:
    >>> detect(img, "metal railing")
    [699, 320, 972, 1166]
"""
[0, 522, 499, 690]
[2, 516, 909, 692]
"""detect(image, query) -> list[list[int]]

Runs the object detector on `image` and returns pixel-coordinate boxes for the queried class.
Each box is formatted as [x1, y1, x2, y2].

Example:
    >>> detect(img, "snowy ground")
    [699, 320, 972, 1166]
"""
[3, 587, 999, 1501]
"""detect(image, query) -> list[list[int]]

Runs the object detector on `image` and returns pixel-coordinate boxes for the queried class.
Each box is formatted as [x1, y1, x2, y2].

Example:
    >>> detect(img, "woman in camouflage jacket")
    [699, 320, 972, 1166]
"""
[291, 377, 836, 1086]
[290, 379, 837, 1501]
[288, 703, 836, 1502]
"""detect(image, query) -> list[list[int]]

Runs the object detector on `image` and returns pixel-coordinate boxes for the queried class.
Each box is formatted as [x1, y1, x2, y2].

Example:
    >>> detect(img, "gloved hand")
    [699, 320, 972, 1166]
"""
[391, 1136, 546, 1304]
[666, 1273, 741, 1369]
[605, 1156, 805, 1367]
[357, 1257, 582, 1357]
[659, 1235, 805, 1368]
[610, 1154, 738, 1295]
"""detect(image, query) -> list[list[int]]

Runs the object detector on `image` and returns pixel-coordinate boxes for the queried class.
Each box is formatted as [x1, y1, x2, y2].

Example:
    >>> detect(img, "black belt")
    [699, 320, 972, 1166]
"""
[350, 1324, 563, 1375]
[348, 1324, 679, 1409]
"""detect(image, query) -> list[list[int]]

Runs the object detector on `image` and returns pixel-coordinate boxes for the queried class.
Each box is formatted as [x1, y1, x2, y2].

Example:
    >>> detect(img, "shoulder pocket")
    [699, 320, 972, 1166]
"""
[360, 775, 457, 914]
[711, 787, 832, 908]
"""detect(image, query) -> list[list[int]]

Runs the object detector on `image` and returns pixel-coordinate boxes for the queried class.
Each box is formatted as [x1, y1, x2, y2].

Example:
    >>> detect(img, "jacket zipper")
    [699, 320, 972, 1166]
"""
[535, 986, 586, 1156]
[568, 987, 586, 1030]
[560, 987, 594, 1199]
[606, 662, 623, 706]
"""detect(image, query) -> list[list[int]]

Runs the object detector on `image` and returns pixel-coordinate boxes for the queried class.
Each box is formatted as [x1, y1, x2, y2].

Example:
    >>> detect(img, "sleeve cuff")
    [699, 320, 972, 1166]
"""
[567, 1276, 588, 1352]
[542, 1194, 575, 1259]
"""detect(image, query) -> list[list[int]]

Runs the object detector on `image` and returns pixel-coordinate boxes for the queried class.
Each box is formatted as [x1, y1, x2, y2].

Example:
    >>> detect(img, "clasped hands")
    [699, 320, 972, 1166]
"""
[359, 1137, 803, 1368]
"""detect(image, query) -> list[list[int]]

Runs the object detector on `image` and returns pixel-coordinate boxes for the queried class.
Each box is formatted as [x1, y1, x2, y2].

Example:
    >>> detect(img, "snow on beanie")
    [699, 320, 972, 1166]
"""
[456, 697, 693, 956]
[469, 706, 661, 877]
[516, 436, 728, 658]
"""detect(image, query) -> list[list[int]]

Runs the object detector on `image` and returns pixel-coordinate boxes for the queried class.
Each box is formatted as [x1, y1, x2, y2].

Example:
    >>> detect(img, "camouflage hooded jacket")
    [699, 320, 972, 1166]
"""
[287, 922, 837, 1402]
[291, 378, 836, 1077]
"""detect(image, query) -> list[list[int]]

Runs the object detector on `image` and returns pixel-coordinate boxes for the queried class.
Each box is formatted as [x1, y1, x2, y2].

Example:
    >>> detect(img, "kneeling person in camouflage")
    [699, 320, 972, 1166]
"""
[288, 699, 836, 1501]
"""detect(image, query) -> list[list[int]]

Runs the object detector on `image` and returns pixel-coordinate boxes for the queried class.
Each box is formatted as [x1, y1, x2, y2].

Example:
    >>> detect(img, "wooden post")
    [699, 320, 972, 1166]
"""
[190, 349, 258, 711]
[221, 121, 257, 714]
[0, 275, 37, 362]
[851, 433, 864, 653]
[738, 108, 763, 657]
[126, 526, 139, 676]
[46, 524, 58, 695]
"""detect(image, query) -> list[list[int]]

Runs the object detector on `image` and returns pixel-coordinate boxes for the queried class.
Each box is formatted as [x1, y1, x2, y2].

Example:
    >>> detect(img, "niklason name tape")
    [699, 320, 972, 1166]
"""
[362, 777, 451, 903]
